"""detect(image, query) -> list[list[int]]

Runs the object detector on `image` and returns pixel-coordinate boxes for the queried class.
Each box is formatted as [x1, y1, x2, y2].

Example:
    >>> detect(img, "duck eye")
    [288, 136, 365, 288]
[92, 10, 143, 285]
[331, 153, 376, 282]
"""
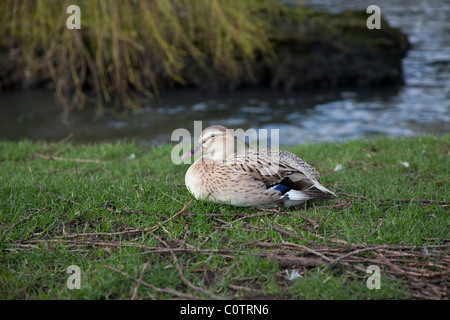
[211, 134, 215, 138]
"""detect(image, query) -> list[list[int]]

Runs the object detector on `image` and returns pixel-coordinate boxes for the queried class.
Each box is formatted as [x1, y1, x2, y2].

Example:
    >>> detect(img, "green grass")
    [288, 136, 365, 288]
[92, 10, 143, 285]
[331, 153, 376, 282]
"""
[0, 135, 448, 300]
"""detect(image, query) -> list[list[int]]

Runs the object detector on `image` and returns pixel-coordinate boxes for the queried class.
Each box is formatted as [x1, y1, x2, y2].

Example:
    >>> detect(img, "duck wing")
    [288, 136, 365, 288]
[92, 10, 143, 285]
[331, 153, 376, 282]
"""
[224, 149, 334, 196]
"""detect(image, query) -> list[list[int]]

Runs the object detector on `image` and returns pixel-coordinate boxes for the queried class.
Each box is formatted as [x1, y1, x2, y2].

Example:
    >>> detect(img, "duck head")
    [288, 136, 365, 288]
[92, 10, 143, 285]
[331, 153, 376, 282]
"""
[180, 125, 235, 160]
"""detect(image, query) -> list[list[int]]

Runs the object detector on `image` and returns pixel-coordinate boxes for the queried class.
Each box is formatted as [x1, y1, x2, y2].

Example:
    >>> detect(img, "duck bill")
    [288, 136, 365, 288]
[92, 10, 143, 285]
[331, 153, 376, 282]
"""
[180, 143, 204, 159]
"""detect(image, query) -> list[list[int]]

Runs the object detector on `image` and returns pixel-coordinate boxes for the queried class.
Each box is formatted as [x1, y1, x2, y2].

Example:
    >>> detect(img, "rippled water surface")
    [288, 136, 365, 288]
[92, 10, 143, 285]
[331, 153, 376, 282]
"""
[1, 0, 448, 146]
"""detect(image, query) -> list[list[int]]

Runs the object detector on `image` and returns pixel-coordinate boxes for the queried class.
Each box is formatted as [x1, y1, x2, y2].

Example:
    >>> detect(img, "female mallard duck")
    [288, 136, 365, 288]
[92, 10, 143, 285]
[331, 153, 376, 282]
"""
[181, 125, 335, 208]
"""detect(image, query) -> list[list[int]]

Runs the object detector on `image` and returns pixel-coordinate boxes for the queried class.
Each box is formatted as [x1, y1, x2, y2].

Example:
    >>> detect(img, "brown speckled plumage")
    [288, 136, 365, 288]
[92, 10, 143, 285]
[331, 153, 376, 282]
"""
[183, 126, 335, 208]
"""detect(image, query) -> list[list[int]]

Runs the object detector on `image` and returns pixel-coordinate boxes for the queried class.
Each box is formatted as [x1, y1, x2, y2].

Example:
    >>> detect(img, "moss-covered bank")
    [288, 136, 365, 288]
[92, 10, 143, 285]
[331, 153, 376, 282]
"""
[0, 1, 409, 115]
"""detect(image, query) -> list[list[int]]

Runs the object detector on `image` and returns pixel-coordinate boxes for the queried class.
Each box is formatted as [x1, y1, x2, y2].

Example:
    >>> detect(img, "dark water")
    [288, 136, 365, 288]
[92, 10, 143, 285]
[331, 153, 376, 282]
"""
[0, 0, 449, 146]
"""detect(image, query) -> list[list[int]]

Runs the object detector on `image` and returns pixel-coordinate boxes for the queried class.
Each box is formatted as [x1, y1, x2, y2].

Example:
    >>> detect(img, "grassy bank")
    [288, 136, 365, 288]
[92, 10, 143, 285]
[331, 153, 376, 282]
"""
[0, 135, 448, 300]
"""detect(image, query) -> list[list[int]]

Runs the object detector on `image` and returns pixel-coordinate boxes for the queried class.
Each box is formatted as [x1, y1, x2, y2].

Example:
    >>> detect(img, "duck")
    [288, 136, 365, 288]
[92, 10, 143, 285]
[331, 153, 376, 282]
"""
[180, 125, 335, 208]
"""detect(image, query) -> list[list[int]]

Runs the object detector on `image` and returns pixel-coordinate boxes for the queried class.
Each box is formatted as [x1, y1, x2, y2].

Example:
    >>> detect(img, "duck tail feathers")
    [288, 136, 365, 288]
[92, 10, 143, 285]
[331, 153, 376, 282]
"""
[282, 189, 332, 202]
[310, 182, 336, 197]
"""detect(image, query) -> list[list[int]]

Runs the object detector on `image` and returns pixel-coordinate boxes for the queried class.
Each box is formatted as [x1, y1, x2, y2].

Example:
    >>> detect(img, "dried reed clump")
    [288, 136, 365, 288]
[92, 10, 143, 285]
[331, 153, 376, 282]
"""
[0, 0, 287, 117]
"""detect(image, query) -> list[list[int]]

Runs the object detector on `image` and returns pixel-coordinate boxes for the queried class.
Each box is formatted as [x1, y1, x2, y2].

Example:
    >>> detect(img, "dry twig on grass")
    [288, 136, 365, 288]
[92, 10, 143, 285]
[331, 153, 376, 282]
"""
[34, 153, 101, 164]
[337, 192, 449, 206]
[2, 206, 50, 238]
[102, 264, 201, 299]
[131, 261, 149, 300]
[149, 231, 224, 300]
[149, 199, 193, 233]
[36, 184, 80, 205]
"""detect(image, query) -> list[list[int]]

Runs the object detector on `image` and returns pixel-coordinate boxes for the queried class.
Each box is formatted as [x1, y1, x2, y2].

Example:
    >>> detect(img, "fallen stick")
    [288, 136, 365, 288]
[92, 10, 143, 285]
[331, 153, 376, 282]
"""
[35, 133, 74, 155]
[36, 184, 80, 205]
[15, 238, 241, 255]
[150, 199, 193, 233]
[34, 153, 100, 164]
[378, 198, 449, 205]
[54, 228, 147, 239]
[227, 283, 263, 294]
[323, 245, 391, 272]
[2, 206, 50, 238]
[337, 192, 367, 200]
[337, 192, 449, 205]
[131, 261, 149, 300]
[150, 231, 224, 300]
[322, 244, 450, 272]
[103, 264, 200, 299]
[261, 208, 320, 231]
